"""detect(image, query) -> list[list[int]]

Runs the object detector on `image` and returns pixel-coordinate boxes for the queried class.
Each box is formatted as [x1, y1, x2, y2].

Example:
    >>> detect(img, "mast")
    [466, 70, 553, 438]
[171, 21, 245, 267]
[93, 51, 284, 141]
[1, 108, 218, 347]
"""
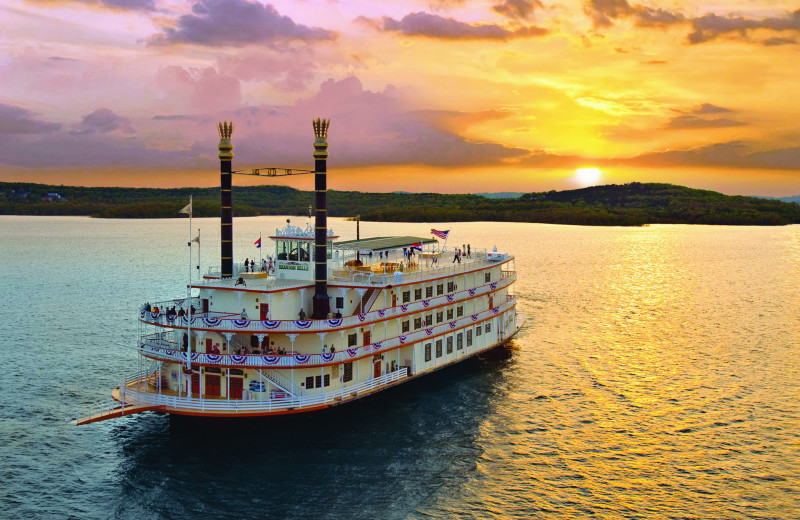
[312, 118, 331, 319]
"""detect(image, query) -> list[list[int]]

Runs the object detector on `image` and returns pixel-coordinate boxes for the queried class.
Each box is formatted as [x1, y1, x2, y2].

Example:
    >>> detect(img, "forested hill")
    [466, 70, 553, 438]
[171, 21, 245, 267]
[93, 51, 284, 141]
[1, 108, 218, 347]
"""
[1, 181, 799, 226]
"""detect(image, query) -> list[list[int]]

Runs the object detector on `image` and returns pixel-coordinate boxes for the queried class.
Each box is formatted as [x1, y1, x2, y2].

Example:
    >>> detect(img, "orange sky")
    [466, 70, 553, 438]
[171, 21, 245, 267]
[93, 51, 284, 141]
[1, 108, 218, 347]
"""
[1, 0, 798, 196]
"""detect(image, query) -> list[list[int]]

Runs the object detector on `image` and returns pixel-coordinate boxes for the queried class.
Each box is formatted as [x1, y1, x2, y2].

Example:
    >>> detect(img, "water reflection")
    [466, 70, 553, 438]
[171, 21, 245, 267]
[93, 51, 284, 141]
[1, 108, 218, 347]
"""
[110, 351, 516, 519]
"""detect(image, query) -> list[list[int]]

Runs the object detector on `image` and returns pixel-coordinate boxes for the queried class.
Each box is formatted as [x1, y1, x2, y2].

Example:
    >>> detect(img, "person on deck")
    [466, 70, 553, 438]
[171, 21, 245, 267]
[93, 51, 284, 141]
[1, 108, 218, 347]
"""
[241, 308, 248, 320]
[298, 309, 306, 320]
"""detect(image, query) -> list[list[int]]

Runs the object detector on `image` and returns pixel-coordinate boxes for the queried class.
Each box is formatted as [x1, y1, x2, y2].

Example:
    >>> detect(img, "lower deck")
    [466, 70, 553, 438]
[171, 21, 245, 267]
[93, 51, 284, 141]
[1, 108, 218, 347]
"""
[109, 314, 526, 418]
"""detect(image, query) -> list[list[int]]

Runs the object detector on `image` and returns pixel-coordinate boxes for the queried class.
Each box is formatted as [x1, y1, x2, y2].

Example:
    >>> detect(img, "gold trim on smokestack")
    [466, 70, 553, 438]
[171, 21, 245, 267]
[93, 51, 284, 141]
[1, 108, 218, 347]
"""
[312, 118, 329, 159]
[218, 120, 235, 160]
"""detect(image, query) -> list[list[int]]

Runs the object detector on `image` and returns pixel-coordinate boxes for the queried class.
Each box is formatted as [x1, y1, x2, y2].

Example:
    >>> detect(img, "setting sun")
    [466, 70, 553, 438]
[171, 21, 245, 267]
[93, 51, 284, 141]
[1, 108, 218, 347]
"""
[573, 168, 603, 187]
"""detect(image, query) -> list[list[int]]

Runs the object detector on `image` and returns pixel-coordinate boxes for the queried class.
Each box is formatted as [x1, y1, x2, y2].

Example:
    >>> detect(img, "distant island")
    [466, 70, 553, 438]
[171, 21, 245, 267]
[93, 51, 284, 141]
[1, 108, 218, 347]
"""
[2, 181, 799, 226]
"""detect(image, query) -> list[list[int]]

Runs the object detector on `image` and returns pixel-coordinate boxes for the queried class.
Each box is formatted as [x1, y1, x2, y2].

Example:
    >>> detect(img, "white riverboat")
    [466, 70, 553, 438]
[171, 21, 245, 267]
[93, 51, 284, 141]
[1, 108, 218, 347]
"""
[76, 119, 524, 424]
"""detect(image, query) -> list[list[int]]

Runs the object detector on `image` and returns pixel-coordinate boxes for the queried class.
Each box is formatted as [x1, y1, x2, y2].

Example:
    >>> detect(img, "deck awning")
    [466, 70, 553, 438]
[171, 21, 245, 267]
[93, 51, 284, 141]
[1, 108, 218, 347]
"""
[333, 236, 438, 252]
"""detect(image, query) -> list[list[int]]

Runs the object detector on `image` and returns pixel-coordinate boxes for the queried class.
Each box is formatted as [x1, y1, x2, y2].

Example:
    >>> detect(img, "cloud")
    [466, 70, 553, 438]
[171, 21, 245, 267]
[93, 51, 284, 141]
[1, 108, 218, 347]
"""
[763, 36, 797, 46]
[217, 51, 316, 92]
[492, 0, 543, 20]
[0, 103, 61, 134]
[665, 115, 747, 129]
[150, 0, 335, 47]
[378, 12, 547, 40]
[688, 10, 800, 44]
[76, 108, 134, 134]
[155, 66, 242, 113]
[28, 0, 155, 11]
[692, 103, 732, 114]
[626, 141, 800, 170]
[585, 0, 684, 28]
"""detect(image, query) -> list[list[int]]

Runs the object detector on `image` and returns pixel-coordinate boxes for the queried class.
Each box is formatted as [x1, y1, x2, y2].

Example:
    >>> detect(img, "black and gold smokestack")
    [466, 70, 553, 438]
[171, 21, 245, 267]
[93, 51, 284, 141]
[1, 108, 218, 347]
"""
[218, 121, 234, 279]
[311, 118, 331, 319]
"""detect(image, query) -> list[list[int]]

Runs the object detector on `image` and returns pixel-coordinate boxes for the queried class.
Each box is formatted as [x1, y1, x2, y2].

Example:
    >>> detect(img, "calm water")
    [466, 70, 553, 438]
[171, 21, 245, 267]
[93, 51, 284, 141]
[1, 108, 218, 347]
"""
[1, 215, 798, 519]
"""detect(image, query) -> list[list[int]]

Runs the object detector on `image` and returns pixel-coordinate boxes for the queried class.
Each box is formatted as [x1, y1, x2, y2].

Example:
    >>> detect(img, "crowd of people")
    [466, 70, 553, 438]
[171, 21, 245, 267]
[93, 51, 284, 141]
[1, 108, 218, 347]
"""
[242, 257, 274, 274]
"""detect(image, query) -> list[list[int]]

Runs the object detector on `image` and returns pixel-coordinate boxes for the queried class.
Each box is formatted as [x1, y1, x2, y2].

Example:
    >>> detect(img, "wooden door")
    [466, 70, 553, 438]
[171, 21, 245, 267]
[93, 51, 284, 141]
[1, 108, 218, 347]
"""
[488, 295, 493, 309]
[363, 330, 371, 346]
[230, 377, 243, 399]
[260, 303, 269, 320]
[205, 375, 221, 397]
[205, 338, 212, 352]
[202, 298, 209, 313]
[392, 294, 397, 307]
[191, 373, 200, 395]
[373, 360, 382, 378]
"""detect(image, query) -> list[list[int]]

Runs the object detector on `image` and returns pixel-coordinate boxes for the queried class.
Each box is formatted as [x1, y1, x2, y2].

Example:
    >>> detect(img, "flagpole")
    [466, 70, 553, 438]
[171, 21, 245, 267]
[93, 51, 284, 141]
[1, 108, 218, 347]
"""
[186, 195, 192, 397]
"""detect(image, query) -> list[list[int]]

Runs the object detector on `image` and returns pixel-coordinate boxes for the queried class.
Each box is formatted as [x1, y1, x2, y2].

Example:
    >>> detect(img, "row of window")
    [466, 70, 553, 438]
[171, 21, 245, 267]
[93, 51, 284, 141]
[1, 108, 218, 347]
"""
[402, 305, 466, 332]
[423, 323, 492, 362]
[305, 374, 331, 389]
[400, 272, 492, 304]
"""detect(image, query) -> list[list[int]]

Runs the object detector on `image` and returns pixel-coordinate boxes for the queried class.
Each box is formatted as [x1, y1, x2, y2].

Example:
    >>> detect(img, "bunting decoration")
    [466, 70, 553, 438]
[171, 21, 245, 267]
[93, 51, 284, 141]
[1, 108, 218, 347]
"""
[140, 310, 146, 319]
[206, 354, 222, 363]
[358, 313, 367, 321]
[321, 352, 335, 362]
[378, 309, 386, 317]
[446, 295, 454, 302]
[181, 315, 196, 325]
[422, 300, 430, 307]
[449, 321, 457, 329]
[262, 319, 280, 329]
[202, 316, 222, 327]
[490, 282, 497, 290]
[468, 289, 476, 296]
[399, 335, 408, 343]
[401, 304, 409, 312]
[492, 307, 500, 314]
[294, 354, 310, 364]
[347, 348, 358, 357]
[165, 350, 176, 356]
[294, 320, 312, 329]
[180, 352, 199, 361]
[231, 354, 246, 364]
[326, 318, 343, 327]
[262, 355, 280, 365]
[149, 312, 159, 320]
[425, 328, 434, 335]
[471, 314, 478, 321]
[232, 319, 251, 328]
[372, 342, 382, 350]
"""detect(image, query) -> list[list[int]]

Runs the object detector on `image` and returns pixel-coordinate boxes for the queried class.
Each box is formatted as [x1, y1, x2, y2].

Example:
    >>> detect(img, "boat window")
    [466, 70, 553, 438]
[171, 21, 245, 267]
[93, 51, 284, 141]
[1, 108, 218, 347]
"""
[437, 284, 443, 295]
[402, 320, 410, 333]
[424, 343, 432, 362]
[402, 291, 410, 303]
[327, 240, 333, 260]
[457, 333, 463, 350]
[305, 376, 314, 389]
[466, 330, 473, 347]
[278, 241, 288, 260]
[343, 362, 353, 382]
[447, 308, 454, 320]
[476, 325, 482, 336]
[299, 242, 310, 261]
[485, 322, 491, 333]
[315, 375, 322, 388]
[436, 311, 443, 323]
[323, 374, 330, 387]
[457, 306, 463, 318]
[426, 286, 433, 298]
[485, 272, 491, 283]
[446, 336, 453, 354]
[336, 297, 344, 309]
[435, 340, 443, 358]
[348, 333, 357, 347]
[414, 288, 422, 300]
[447, 281, 455, 293]
[289, 241, 299, 261]
[425, 314, 432, 326]
[414, 317, 422, 329]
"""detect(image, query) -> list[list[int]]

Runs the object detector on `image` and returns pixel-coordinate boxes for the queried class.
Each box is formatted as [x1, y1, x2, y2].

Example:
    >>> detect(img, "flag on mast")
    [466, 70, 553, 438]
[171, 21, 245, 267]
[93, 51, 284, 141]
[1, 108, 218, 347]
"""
[431, 229, 449, 240]
[179, 200, 192, 216]
[254, 237, 261, 248]
[191, 234, 200, 244]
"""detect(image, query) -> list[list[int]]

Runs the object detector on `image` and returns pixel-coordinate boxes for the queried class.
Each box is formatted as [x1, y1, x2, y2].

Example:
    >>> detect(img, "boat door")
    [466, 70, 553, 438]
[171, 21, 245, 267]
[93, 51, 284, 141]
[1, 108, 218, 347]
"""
[488, 294, 493, 309]
[260, 303, 269, 320]
[205, 338, 212, 352]
[373, 360, 382, 378]
[230, 377, 243, 399]
[392, 294, 397, 307]
[363, 330, 371, 346]
[205, 375, 221, 396]
[202, 298, 209, 314]
[191, 372, 200, 396]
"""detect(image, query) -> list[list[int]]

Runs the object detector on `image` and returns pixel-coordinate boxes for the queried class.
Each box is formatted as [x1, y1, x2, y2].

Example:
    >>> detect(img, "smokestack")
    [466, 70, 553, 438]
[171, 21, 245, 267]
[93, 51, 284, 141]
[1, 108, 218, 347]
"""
[218, 121, 234, 279]
[311, 118, 331, 319]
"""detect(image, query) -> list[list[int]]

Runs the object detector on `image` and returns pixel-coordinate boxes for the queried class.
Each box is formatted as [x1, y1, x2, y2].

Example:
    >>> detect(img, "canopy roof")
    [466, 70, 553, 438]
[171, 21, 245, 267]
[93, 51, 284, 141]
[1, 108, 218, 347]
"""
[334, 236, 438, 252]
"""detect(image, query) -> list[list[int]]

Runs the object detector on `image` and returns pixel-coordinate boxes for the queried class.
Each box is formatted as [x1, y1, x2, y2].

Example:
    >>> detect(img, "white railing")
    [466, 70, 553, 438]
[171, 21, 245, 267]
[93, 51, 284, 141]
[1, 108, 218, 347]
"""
[119, 368, 409, 413]
[140, 272, 516, 333]
[139, 296, 517, 368]
[257, 369, 303, 397]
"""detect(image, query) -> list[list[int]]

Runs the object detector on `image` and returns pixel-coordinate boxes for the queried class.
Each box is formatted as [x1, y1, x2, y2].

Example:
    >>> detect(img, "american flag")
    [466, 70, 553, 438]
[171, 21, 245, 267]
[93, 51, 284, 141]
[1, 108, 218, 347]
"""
[431, 229, 449, 239]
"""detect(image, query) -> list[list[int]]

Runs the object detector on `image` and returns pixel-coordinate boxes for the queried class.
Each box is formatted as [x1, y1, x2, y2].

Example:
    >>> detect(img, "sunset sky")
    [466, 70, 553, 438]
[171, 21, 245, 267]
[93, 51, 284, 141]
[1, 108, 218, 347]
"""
[1, 0, 799, 195]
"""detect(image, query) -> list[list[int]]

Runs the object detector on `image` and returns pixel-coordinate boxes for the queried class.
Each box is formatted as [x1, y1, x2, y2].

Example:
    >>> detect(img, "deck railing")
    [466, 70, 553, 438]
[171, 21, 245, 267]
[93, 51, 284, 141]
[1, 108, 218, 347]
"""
[138, 296, 517, 368]
[119, 367, 409, 413]
[140, 272, 516, 333]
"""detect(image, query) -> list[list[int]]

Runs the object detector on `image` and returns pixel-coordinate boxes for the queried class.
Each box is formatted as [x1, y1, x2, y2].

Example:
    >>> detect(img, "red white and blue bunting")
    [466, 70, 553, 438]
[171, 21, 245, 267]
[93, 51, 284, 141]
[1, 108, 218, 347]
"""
[378, 309, 386, 317]
[231, 354, 246, 364]
[425, 328, 434, 335]
[358, 313, 367, 321]
[400, 335, 408, 343]
[326, 318, 343, 327]
[262, 355, 280, 365]
[321, 352, 335, 362]
[206, 354, 222, 363]
[401, 304, 409, 312]
[471, 314, 478, 321]
[372, 342, 382, 350]
[294, 354, 310, 364]
[294, 320, 312, 329]
[449, 321, 457, 329]
[232, 319, 250, 328]
[490, 282, 497, 290]
[492, 307, 500, 314]
[468, 289, 476, 296]
[446, 295, 454, 302]
[347, 348, 358, 357]
[422, 300, 430, 307]
[262, 319, 280, 329]
[202, 316, 222, 327]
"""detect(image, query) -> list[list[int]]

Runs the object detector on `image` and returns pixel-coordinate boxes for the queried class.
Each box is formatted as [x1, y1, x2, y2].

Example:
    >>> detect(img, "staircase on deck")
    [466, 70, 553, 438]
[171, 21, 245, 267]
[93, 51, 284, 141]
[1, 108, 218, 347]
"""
[357, 287, 381, 314]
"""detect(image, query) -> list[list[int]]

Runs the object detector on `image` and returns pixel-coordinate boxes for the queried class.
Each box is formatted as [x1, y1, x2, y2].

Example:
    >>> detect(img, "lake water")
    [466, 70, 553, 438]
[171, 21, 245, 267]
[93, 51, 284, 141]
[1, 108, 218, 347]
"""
[1, 215, 798, 519]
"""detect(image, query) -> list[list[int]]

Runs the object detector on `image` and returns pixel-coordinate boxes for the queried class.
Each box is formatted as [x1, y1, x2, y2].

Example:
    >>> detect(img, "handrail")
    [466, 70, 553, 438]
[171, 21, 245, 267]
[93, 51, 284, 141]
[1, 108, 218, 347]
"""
[119, 367, 410, 412]
[140, 272, 516, 333]
[139, 296, 517, 368]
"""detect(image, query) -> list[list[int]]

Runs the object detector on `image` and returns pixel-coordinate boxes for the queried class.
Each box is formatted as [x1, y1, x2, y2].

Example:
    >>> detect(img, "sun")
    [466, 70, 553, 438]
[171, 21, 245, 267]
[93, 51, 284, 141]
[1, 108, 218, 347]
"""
[572, 167, 602, 187]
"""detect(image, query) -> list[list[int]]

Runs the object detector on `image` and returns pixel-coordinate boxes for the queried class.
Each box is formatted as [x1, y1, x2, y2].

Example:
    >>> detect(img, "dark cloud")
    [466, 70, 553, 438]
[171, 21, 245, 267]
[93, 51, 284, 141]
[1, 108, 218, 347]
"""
[763, 36, 797, 46]
[77, 108, 134, 134]
[692, 103, 732, 114]
[0, 103, 61, 135]
[665, 115, 747, 129]
[99, 0, 155, 10]
[379, 12, 547, 40]
[493, 0, 543, 20]
[585, 0, 684, 28]
[688, 10, 800, 44]
[151, 0, 335, 47]
[626, 141, 800, 170]
[152, 114, 199, 121]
